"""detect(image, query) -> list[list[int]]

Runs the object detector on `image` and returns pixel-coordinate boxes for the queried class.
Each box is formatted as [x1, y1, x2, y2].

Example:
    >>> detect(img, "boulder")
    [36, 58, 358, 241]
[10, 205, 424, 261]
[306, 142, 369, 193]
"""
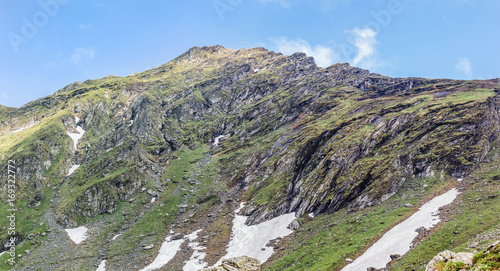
[425, 250, 473, 271]
[199, 256, 260, 271]
[287, 220, 300, 230]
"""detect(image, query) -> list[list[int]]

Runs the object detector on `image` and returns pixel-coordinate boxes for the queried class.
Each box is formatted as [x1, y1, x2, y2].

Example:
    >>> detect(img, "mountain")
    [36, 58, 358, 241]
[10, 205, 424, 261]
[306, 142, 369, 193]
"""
[1, 45, 499, 270]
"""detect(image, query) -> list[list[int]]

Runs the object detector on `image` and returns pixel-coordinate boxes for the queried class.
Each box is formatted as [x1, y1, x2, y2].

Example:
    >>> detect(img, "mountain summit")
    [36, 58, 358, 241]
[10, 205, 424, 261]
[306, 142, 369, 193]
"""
[1, 46, 500, 270]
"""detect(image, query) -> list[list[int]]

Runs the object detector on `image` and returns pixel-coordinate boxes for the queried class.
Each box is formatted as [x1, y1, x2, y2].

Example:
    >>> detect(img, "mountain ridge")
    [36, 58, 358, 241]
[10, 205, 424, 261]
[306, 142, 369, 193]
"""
[0, 45, 500, 270]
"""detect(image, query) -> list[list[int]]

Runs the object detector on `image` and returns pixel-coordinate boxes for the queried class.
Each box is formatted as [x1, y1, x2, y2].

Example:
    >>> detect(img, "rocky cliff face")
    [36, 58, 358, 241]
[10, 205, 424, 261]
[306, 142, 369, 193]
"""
[0, 45, 499, 270]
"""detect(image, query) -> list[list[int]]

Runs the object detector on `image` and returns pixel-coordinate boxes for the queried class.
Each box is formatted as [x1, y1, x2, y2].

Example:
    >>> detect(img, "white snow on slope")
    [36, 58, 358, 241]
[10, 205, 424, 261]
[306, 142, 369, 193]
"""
[342, 188, 460, 271]
[67, 116, 85, 150]
[67, 165, 80, 176]
[139, 234, 184, 271]
[213, 135, 225, 147]
[65, 226, 88, 245]
[215, 203, 296, 266]
[183, 229, 208, 271]
[112, 233, 122, 241]
[96, 260, 106, 271]
[12, 122, 38, 133]
[66, 116, 85, 176]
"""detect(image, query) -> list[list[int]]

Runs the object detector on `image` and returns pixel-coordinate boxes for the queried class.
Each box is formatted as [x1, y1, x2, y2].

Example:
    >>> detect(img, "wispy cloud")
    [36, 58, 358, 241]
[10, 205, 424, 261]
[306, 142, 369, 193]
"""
[350, 27, 378, 69]
[79, 24, 93, 30]
[70, 48, 96, 64]
[455, 58, 473, 79]
[259, 0, 291, 8]
[273, 37, 338, 67]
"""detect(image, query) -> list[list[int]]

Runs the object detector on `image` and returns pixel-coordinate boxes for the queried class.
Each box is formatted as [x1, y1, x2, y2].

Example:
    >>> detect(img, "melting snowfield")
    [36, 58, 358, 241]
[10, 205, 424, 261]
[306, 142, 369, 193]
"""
[139, 203, 296, 270]
[66, 116, 85, 176]
[96, 260, 106, 271]
[183, 230, 208, 271]
[65, 226, 88, 245]
[215, 203, 296, 266]
[67, 116, 85, 150]
[139, 233, 185, 271]
[213, 135, 225, 147]
[342, 188, 460, 271]
[67, 165, 80, 176]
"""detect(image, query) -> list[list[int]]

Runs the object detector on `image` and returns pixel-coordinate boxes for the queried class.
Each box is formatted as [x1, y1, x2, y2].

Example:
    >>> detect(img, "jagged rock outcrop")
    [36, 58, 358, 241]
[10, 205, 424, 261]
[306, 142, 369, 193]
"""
[426, 250, 474, 270]
[199, 256, 261, 271]
[426, 241, 500, 271]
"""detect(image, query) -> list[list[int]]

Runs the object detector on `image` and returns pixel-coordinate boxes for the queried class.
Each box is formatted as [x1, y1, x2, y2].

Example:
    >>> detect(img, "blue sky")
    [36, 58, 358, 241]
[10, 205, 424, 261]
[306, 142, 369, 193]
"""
[1, 0, 499, 107]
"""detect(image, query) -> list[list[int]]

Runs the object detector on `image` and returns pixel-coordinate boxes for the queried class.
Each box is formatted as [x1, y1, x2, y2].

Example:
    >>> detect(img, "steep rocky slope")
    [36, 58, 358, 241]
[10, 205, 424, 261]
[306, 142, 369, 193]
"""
[0, 45, 499, 270]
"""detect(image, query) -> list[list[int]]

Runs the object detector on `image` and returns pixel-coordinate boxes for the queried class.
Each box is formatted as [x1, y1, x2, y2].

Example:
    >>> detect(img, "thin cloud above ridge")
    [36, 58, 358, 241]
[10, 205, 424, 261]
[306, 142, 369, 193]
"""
[70, 48, 96, 65]
[350, 27, 378, 70]
[273, 37, 339, 67]
[456, 58, 473, 79]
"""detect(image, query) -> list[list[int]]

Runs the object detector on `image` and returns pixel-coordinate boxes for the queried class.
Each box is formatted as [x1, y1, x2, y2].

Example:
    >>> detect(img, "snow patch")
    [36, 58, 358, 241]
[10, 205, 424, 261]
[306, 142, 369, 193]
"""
[96, 260, 106, 271]
[65, 226, 88, 245]
[67, 165, 80, 176]
[140, 229, 210, 271]
[342, 188, 460, 271]
[151, 197, 156, 203]
[213, 135, 225, 147]
[67, 116, 85, 150]
[12, 122, 38, 133]
[183, 229, 208, 271]
[308, 212, 315, 218]
[66, 116, 86, 176]
[458, 178, 463, 182]
[139, 235, 184, 271]
[112, 233, 122, 241]
[215, 203, 296, 265]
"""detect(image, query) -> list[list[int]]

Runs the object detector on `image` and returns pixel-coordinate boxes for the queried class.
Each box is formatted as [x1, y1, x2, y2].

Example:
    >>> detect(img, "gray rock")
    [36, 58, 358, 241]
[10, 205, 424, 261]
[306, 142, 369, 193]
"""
[199, 256, 260, 271]
[287, 220, 300, 230]
[142, 244, 154, 250]
[171, 233, 183, 240]
[426, 250, 473, 271]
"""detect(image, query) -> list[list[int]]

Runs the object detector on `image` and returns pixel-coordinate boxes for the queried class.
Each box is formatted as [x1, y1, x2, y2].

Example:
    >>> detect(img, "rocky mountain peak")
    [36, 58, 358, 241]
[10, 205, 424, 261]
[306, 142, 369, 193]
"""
[1, 46, 500, 270]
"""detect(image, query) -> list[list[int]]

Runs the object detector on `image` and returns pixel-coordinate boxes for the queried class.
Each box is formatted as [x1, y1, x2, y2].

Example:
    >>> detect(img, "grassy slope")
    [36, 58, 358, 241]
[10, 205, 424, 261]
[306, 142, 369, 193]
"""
[389, 139, 500, 271]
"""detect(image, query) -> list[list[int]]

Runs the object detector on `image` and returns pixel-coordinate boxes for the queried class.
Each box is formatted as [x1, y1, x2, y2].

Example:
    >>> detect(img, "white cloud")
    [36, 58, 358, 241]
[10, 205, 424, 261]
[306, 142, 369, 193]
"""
[259, 0, 291, 8]
[79, 24, 93, 30]
[455, 58, 473, 79]
[70, 48, 96, 64]
[273, 37, 338, 67]
[350, 27, 378, 69]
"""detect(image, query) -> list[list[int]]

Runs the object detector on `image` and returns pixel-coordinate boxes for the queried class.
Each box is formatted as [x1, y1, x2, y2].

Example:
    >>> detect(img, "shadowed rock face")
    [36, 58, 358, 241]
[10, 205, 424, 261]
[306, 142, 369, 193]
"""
[1, 45, 500, 270]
